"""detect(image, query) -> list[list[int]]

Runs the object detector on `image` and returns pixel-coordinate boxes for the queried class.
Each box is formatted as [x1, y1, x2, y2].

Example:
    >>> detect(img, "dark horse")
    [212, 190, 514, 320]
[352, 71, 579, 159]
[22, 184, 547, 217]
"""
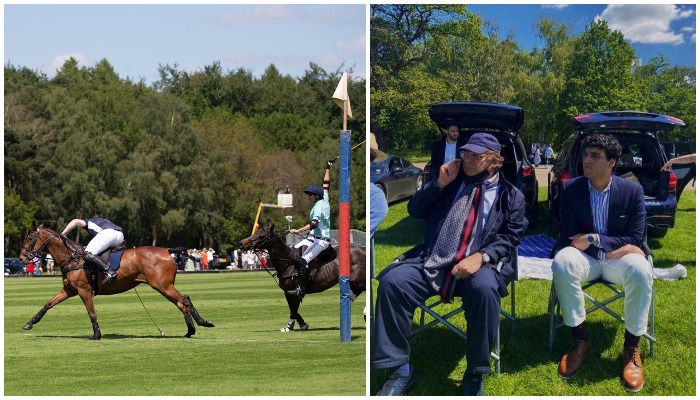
[18, 226, 215, 339]
[239, 221, 366, 332]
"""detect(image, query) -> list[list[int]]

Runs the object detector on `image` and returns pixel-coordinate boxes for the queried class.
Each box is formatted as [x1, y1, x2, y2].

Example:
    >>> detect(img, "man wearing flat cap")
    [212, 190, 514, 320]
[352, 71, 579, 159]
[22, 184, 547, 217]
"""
[372, 132, 527, 396]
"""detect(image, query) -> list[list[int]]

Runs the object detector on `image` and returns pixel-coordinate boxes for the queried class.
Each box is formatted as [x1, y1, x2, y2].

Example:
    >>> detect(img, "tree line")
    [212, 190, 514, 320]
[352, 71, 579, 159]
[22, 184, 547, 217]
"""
[4, 59, 366, 256]
[370, 5, 695, 151]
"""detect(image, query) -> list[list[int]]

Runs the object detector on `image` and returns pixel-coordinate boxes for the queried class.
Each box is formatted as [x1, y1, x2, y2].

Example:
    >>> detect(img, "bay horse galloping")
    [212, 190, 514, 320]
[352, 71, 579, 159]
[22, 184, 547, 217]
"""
[239, 221, 365, 332]
[18, 225, 215, 339]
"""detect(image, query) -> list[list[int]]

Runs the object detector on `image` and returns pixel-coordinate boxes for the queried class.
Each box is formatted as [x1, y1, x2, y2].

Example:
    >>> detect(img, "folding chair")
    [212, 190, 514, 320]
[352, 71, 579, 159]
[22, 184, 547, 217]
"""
[548, 239, 656, 356]
[404, 247, 518, 375]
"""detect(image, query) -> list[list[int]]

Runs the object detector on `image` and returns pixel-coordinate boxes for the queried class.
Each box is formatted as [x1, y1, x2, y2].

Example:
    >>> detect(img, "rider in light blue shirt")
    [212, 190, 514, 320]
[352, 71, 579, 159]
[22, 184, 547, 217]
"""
[288, 160, 334, 297]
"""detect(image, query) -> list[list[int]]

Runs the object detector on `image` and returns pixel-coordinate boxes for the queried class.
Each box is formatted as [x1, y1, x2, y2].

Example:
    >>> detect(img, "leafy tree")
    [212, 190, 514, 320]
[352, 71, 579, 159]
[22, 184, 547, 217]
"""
[558, 20, 645, 140]
[4, 186, 38, 256]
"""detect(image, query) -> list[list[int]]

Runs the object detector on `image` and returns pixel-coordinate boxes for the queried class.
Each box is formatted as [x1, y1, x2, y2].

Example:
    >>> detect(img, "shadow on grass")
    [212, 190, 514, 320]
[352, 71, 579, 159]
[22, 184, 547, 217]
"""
[370, 314, 619, 395]
[33, 333, 186, 340]
[374, 215, 425, 248]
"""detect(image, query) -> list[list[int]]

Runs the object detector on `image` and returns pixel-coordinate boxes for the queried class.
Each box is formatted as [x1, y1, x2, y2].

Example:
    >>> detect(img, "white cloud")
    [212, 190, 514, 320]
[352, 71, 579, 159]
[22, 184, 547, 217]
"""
[541, 5, 569, 10]
[596, 4, 695, 45]
[42, 53, 89, 77]
[337, 34, 366, 55]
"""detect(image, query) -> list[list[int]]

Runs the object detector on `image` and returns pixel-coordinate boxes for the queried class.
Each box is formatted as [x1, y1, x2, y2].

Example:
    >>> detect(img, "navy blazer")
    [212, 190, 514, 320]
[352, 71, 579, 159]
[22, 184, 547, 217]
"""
[429, 135, 469, 182]
[407, 171, 528, 285]
[551, 175, 646, 259]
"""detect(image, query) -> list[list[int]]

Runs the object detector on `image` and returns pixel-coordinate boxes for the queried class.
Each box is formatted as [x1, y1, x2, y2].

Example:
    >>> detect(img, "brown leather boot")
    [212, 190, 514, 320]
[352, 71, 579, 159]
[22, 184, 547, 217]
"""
[558, 338, 591, 379]
[622, 346, 644, 392]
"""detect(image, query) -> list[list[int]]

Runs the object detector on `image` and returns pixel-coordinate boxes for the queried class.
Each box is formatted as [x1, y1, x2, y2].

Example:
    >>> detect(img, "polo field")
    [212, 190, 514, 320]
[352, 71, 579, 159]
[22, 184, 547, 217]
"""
[4, 272, 366, 396]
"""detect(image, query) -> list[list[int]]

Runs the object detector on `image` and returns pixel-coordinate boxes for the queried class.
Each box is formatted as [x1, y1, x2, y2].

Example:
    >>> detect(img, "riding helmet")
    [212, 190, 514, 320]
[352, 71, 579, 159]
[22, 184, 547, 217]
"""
[303, 185, 324, 198]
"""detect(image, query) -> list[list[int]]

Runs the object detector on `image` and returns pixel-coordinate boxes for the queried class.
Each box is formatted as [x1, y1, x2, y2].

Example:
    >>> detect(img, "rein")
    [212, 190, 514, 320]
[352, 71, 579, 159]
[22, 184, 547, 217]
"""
[242, 229, 296, 287]
[24, 228, 84, 273]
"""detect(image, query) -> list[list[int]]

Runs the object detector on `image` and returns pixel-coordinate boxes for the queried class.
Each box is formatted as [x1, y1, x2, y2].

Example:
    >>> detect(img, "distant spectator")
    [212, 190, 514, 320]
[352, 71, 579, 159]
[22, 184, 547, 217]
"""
[46, 254, 55, 275]
[534, 147, 542, 167]
[33, 257, 41, 275]
[545, 144, 554, 166]
[208, 248, 215, 268]
[202, 248, 209, 270]
[27, 260, 35, 275]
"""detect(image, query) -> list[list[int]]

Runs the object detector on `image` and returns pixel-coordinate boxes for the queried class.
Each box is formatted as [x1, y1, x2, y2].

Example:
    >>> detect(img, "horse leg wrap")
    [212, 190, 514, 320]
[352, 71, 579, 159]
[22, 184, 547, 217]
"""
[90, 323, 102, 340]
[182, 295, 215, 327]
[296, 315, 308, 331]
[23, 307, 48, 330]
[184, 313, 196, 338]
[280, 319, 295, 332]
[350, 294, 357, 302]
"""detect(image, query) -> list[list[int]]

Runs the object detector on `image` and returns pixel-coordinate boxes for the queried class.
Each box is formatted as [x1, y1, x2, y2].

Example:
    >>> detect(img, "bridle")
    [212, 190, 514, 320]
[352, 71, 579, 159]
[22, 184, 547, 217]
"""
[239, 228, 297, 285]
[22, 227, 83, 270]
[22, 228, 56, 261]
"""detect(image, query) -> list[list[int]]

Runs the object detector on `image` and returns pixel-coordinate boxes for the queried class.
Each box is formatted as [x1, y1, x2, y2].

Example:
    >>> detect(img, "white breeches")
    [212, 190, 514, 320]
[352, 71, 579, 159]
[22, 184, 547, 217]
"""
[85, 229, 125, 255]
[294, 238, 331, 263]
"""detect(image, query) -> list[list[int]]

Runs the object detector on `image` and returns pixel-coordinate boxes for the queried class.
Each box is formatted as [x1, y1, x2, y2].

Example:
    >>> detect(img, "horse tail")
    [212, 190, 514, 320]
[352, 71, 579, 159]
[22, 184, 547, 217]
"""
[167, 247, 188, 254]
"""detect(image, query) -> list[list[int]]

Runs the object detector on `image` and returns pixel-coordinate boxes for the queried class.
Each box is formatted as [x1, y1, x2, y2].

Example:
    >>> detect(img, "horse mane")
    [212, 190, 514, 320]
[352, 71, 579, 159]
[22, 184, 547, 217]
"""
[38, 226, 84, 253]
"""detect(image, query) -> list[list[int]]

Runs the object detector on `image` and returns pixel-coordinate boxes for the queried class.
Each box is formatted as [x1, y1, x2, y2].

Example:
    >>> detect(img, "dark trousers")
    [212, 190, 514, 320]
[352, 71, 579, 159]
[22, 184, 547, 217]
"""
[372, 261, 501, 375]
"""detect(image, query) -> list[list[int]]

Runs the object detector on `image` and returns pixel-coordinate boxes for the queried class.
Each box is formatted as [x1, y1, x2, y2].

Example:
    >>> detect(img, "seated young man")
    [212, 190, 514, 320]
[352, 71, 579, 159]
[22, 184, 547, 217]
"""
[551, 133, 652, 392]
[372, 133, 527, 396]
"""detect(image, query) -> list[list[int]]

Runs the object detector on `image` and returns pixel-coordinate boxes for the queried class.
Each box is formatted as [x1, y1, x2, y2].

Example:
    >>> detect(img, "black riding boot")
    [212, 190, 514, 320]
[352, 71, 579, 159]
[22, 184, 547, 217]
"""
[83, 252, 117, 284]
[287, 258, 309, 298]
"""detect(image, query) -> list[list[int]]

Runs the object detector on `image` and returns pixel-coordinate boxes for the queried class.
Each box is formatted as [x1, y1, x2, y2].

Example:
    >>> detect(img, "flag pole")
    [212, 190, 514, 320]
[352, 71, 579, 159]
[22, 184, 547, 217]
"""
[343, 99, 348, 131]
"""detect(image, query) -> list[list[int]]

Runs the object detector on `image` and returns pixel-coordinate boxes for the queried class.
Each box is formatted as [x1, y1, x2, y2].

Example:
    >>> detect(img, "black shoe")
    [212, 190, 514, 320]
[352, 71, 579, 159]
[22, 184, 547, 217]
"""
[377, 371, 414, 396]
[461, 374, 485, 396]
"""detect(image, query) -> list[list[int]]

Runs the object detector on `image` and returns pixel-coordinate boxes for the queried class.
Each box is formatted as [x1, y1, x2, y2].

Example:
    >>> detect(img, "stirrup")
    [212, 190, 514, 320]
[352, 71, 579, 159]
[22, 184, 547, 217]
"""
[101, 270, 117, 284]
[286, 285, 305, 298]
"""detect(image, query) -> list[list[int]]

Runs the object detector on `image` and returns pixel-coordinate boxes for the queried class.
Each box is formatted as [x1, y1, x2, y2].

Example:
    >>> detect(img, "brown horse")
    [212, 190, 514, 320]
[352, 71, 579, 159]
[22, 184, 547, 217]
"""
[239, 221, 365, 332]
[18, 225, 215, 339]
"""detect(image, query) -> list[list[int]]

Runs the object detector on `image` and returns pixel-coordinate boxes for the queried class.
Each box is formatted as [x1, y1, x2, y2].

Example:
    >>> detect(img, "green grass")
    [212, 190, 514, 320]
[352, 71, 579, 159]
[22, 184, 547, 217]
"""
[4, 273, 366, 396]
[371, 190, 696, 395]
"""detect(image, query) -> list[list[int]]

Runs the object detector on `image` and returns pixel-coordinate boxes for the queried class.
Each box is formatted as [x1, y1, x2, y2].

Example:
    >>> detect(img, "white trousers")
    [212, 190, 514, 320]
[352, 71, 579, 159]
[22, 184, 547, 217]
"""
[294, 237, 331, 264]
[85, 229, 125, 255]
[551, 246, 653, 336]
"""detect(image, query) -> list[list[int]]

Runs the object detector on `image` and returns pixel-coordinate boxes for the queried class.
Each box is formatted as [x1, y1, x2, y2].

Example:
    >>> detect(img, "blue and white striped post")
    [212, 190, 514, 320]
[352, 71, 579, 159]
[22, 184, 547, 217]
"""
[339, 130, 352, 342]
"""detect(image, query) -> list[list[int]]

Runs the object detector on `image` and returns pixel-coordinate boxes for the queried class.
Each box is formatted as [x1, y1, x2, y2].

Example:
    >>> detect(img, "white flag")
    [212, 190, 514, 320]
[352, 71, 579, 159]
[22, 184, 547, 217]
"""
[332, 72, 353, 119]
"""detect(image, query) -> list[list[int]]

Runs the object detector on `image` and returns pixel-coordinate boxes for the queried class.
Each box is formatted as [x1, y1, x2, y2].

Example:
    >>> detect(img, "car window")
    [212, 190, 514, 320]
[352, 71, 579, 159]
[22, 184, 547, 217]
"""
[555, 138, 575, 170]
[389, 158, 401, 171]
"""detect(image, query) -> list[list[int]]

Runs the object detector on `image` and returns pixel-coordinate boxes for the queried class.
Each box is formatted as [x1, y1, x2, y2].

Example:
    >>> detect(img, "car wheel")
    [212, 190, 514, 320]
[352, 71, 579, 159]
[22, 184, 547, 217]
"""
[648, 226, 668, 238]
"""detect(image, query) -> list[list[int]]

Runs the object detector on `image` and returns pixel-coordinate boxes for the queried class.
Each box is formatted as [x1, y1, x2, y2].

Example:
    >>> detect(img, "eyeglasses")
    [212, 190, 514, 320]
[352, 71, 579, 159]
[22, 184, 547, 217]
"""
[460, 150, 485, 160]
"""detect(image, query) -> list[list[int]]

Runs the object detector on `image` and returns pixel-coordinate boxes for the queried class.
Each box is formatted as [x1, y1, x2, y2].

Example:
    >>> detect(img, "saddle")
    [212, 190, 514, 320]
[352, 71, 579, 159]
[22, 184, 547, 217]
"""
[86, 241, 126, 294]
[96, 241, 126, 268]
[294, 245, 337, 273]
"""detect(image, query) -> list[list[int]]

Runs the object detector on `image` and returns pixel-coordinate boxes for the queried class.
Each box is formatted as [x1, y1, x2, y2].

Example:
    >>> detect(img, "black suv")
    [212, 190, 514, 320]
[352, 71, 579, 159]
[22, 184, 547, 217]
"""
[4, 258, 26, 275]
[424, 101, 539, 225]
[548, 111, 694, 237]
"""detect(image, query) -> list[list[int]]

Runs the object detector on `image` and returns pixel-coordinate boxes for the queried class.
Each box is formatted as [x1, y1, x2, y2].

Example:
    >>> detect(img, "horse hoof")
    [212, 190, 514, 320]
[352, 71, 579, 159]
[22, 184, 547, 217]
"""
[204, 320, 215, 328]
[299, 323, 309, 331]
[280, 327, 292, 332]
[88, 336, 101, 340]
[22, 324, 33, 330]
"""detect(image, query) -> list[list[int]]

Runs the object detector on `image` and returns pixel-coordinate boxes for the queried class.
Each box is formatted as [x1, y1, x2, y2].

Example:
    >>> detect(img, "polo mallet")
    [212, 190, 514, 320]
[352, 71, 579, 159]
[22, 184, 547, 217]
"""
[133, 287, 165, 337]
[328, 140, 366, 164]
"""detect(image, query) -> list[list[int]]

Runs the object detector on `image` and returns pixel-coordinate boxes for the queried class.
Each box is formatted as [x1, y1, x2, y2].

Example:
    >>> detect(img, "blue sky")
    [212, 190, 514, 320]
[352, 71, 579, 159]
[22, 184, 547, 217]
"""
[468, 4, 696, 67]
[4, 4, 367, 85]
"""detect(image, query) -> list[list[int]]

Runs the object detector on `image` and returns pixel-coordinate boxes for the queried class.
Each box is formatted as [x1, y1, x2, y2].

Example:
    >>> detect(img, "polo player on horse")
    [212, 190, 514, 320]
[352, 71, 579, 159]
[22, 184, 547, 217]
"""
[287, 160, 334, 297]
